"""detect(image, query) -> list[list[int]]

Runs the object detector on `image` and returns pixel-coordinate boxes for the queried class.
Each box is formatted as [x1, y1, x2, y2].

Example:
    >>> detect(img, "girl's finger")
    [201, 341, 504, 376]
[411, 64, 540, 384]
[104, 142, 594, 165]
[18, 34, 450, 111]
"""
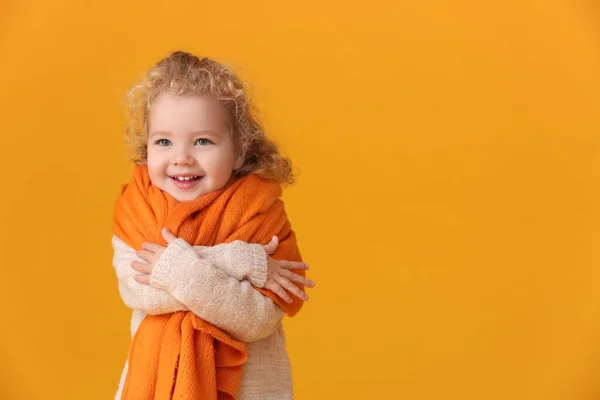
[280, 269, 316, 287]
[134, 273, 150, 284]
[162, 228, 177, 244]
[265, 281, 293, 304]
[275, 275, 309, 301]
[136, 249, 155, 263]
[262, 236, 279, 255]
[142, 242, 164, 253]
[279, 260, 309, 270]
[131, 260, 153, 274]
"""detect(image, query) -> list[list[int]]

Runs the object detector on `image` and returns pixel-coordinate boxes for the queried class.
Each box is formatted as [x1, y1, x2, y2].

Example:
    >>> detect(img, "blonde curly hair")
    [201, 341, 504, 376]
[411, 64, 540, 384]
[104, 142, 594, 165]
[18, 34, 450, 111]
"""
[125, 51, 294, 185]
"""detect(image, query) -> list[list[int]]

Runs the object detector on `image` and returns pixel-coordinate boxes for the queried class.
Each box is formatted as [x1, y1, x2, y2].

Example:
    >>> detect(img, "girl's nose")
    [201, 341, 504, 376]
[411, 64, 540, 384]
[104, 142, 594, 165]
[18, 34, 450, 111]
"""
[174, 147, 196, 166]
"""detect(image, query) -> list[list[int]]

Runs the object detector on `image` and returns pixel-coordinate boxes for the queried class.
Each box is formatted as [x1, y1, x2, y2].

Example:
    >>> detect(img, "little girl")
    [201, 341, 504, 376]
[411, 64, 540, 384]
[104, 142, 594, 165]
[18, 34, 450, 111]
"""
[111, 51, 314, 400]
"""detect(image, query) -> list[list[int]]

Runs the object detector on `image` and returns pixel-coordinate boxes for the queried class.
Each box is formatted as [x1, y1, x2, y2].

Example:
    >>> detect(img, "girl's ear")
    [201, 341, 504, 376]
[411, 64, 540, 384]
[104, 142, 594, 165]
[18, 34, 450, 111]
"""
[234, 148, 246, 170]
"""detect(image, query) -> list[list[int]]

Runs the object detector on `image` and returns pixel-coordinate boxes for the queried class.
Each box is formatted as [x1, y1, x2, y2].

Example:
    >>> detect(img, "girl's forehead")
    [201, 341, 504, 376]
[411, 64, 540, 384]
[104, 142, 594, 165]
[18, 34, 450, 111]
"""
[151, 92, 221, 108]
[150, 94, 227, 121]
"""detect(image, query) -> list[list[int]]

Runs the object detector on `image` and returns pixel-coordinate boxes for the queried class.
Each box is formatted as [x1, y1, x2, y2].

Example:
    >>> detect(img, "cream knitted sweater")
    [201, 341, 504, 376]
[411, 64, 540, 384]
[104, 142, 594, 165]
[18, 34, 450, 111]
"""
[111, 235, 293, 400]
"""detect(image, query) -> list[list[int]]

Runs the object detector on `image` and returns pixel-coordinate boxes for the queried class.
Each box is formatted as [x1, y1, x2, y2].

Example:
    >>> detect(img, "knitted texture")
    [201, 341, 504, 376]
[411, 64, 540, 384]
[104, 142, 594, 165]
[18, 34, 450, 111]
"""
[113, 164, 304, 400]
[112, 236, 281, 342]
[112, 237, 268, 318]
[111, 235, 292, 400]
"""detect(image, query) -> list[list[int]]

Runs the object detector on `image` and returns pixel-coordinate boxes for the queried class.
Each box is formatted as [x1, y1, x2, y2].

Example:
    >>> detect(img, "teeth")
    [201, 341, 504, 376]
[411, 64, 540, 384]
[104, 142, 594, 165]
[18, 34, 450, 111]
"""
[174, 176, 197, 181]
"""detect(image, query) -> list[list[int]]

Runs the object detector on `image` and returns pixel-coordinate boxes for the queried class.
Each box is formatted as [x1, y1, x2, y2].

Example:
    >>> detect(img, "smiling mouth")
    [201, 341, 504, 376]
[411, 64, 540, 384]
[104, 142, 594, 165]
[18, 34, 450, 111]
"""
[170, 176, 202, 181]
[169, 176, 204, 190]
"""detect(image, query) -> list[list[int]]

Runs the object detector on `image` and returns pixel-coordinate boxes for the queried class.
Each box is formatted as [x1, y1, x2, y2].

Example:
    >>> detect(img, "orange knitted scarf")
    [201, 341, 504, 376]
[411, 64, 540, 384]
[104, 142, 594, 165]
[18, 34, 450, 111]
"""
[113, 165, 304, 400]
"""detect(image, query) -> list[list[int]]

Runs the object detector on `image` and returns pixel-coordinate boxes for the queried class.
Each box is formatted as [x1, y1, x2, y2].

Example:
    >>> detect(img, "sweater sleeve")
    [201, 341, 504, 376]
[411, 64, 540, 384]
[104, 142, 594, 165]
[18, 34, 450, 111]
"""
[111, 235, 270, 316]
[192, 241, 268, 287]
[112, 235, 187, 315]
[150, 238, 286, 343]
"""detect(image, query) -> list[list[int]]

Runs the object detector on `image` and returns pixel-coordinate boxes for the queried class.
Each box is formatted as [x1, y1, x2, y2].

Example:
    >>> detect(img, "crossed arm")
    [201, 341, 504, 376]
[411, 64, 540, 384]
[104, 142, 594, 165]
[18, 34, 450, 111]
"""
[112, 232, 314, 342]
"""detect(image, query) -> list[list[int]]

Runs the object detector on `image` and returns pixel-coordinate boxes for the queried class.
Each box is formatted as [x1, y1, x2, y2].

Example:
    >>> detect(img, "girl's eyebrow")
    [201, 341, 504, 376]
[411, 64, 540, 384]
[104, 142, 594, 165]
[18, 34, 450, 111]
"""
[149, 131, 172, 138]
[149, 130, 219, 138]
[189, 130, 220, 137]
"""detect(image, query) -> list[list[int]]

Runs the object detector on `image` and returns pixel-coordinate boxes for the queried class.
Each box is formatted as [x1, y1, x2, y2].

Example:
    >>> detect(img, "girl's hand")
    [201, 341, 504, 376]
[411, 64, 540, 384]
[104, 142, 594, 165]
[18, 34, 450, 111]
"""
[262, 236, 315, 304]
[131, 228, 178, 284]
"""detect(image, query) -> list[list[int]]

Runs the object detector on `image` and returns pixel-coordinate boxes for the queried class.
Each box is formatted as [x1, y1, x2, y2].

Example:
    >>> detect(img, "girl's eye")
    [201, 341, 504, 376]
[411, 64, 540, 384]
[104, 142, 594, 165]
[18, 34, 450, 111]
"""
[195, 138, 213, 146]
[156, 139, 172, 146]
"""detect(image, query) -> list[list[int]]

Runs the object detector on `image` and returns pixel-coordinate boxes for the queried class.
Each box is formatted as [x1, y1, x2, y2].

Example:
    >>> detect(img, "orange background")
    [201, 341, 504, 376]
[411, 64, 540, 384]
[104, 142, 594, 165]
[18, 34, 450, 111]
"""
[1, 1, 600, 399]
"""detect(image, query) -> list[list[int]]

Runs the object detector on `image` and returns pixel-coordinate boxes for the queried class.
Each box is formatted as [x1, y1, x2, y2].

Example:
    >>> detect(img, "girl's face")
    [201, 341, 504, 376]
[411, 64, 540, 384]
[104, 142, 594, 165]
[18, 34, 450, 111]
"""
[146, 93, 243, 202]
